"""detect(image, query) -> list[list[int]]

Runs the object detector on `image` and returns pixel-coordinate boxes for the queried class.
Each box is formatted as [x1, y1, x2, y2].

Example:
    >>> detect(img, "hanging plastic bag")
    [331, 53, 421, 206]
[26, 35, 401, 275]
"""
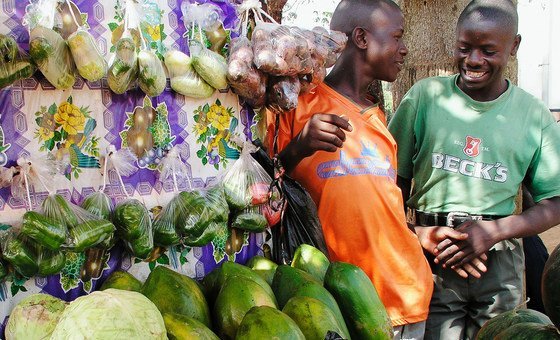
[37, 246, 66, 276]
[175, 185, 229, 247]
[164, 49, 214, 99]
[227, 36, 267, 108]
[182, 2, 228, 91]
[137, 48, 166, 97]
[107, 0, 140, 94]
[151, 146, 189, 247]
[232, 205, 267, 232]
[222, 140, 272, 211]
[23, 0, 76, 89]
[1, 230, 39, 278]
[105, 146, 154, 259]
[0, 34, 36, 89]
[65, 0, 107, 82]
[250, 140, 328, 265]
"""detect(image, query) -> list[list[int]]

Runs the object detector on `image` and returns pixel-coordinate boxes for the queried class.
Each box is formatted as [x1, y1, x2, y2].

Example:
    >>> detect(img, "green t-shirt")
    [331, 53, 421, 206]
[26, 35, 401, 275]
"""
[388, 74, 560, 215]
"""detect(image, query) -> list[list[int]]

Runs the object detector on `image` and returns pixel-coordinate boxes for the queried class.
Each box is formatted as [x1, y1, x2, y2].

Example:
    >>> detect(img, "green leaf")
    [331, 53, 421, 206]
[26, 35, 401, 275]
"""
[209, 126, 218, 135]
[110, 45, 116, 53]
[216, 99, 221, 106]
[10, 284, 20, 296]
[35, 117, 42, 125]
[196, 149, 205, 158]
[202, 157, 208, 165]
[157, 253, 170, 265]
[48, 103, 57, 115]
[213, 163, 219, 171]
[61, 129, 68, 140]
[53, 130, 61, 141]
[67, 96, 73, 104]
[45, 138, 55, 151]
[108, 22, 119, 32]
[203, 104, 210, 113]
[148, 261, 156, 271]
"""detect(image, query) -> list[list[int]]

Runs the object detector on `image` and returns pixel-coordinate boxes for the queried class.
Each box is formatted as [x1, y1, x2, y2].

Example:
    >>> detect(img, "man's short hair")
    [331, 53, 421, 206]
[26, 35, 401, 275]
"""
[458, 0, 518, 34]
[330, 0, 401, 34]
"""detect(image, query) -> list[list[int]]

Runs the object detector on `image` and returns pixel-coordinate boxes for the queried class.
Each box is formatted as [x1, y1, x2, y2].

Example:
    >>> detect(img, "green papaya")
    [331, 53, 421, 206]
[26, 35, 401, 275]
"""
[143, 266, 211, 327]
[100, 270, 142, 292]
[324, 261, 392, 340]
[163, 313, 219, 340]
[245, 255, 278, 286]
[494, 322, 560, 340]
[235, 306, 305, 340]
[283, 296, 349, 340]
[477, 308, 552, 340]
[214, 276, 278, 339]
[271, 265, 321, 309]
[291, 243, 330, 282]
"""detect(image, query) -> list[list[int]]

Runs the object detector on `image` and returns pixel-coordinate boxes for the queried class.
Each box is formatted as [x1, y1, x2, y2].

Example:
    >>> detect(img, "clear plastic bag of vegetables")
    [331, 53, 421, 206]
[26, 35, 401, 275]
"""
[174, 185, 229, 247]
[222, 140, 272, 211]
[0, 34, 36, 89]
[37, 246, 66, 276]
[64, 0, 107, 82]
[164, 49, 214, 99]
[23, 0, 76, 89]
[137, 47, 166, 97]
[151, 146, 190, 247]
[182, 2, 228, 91]
[227, 36, 267, 108]
[0, 229, 39, 278]
[107, 0, 140, 94]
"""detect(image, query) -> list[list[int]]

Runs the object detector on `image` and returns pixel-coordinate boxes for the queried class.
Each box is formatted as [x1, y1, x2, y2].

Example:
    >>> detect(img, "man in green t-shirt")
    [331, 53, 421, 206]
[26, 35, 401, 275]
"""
[388, 0, 560, 339]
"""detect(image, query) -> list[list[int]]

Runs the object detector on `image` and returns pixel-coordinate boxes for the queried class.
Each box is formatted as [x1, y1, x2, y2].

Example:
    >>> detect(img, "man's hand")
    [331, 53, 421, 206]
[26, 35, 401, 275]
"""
[434, 220, 499, 269]
[415, 226, 488, 279]
[294, 113, 353, 157]
[278, 113, 353, 173]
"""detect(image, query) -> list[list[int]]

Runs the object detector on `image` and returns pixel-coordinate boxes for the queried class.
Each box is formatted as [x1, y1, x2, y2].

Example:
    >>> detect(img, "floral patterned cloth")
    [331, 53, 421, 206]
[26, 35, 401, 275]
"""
[0, 0, 267, 332]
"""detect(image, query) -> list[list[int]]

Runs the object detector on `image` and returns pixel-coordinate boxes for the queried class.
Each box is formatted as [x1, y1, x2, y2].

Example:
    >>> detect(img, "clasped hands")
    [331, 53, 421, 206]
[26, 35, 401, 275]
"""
[416, 220, 498, 279]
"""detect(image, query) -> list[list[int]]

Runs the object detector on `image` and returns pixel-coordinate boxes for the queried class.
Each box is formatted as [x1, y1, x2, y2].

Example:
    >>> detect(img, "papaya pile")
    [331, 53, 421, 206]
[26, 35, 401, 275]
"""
[94, 243, 393, 339]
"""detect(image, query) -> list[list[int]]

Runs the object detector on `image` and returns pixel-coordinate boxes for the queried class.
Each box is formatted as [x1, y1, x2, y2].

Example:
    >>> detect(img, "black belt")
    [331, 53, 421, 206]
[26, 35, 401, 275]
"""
[415, 210, 507, 228]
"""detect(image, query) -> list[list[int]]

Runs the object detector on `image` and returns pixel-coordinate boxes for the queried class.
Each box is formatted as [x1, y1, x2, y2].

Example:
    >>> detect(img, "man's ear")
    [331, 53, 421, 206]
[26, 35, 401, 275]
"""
[510, 34, 521, 56]
[351, 27, 368, 49]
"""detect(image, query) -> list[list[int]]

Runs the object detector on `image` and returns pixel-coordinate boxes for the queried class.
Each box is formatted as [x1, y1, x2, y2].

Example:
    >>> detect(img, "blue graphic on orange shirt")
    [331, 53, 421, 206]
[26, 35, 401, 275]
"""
[317, 141, 396, 180]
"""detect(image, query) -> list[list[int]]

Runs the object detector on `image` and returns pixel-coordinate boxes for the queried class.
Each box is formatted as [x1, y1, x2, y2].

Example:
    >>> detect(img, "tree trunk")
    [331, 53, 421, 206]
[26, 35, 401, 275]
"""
[261, 0, 288, 23]
[392, 0, 518, 109]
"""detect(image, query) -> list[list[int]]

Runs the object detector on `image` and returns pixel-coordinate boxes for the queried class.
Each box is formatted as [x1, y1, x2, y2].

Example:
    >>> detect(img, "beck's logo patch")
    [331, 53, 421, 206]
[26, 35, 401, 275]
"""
[463, 136, 481, 157]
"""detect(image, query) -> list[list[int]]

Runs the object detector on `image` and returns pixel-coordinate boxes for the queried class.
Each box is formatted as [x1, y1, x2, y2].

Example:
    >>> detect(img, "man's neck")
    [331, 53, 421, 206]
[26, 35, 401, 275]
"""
[325, 62, 376, 108]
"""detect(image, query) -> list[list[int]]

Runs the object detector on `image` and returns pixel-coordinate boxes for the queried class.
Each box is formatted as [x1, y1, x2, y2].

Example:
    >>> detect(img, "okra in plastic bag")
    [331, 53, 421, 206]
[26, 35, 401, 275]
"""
[24, 0, 76, 89]
[164, 49, 214, 99]
[222, 141, 272, 211]
[0, 34, 36, 89]
[182, 2, 228, 91]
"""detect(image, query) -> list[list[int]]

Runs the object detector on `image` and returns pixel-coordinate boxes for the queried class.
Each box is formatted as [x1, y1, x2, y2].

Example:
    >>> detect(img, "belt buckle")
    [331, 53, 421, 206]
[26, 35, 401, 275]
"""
[446, 211, 478, 227]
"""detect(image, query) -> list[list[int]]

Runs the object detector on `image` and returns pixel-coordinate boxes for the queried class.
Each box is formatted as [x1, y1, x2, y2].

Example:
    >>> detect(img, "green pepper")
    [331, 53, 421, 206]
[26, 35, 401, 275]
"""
[113, 199, 150, 240]
[66, 219, 115, 252]
[37, 248, 66, 276]
[42, 194, 79, 228]
[81, 192, 114, 220]
[232, 210, 267, 232]
[183, 221, 226, 247]
[21, 211, 67, 250]
[2, 235, 38, 278]
[128, 231, 153, 260]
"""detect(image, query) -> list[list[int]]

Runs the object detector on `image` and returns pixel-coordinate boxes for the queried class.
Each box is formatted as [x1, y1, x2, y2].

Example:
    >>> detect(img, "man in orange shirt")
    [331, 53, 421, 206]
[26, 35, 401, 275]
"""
[267, 0, 436, 337]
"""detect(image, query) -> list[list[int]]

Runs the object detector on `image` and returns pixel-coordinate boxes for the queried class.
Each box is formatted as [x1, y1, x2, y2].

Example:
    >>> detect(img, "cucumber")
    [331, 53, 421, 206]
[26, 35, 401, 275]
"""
[324, 261, 392, 340]
[21, 211, 67, 250]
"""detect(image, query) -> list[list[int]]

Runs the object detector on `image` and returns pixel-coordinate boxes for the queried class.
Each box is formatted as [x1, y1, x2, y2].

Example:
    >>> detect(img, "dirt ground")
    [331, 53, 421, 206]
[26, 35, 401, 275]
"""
[540, 225, 560, 253]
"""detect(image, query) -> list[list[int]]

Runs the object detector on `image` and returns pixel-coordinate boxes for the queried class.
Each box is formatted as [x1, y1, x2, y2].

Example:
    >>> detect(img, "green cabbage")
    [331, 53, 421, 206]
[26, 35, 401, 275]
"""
[50, 289, 166, 339]
[5, 293, 67, 340]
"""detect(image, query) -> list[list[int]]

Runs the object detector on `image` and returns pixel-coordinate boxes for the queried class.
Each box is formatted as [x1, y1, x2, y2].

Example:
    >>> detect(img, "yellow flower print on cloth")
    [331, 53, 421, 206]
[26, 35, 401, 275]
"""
[55, 102, 86, 135]
[193, 99, 240, 170]
[33, 96, 100, 179]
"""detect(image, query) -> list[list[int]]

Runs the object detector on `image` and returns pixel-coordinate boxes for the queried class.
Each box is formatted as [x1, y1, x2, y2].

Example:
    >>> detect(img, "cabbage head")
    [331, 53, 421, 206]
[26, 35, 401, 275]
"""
[5, 293, 67, 340]
[49, 288, 167, 339]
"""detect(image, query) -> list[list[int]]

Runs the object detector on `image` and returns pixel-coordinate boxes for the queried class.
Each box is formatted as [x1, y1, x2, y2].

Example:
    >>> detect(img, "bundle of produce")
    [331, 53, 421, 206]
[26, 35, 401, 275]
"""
[175, 185, 229, 247]
[0, 34, 36, 89]
[232, 0, 347, 112]
[137, 48, 166, 97]
[24, 0, 76, 89]
[152, 145, 189, 247]
[36, 246, 66, 276]
[164, 49, 214, 99]
[107, 0, 140, 94]
[66, 1, 107, 83]
[227, 36, 267, 108]
[222, 140, 273, 233]
[182, 2, 229, 91]
[1, 231, 39, 278]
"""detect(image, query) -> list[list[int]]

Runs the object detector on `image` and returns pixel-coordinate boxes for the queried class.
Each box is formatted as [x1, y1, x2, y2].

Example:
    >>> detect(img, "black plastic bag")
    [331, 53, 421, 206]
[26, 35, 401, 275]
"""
[251, 140, 328, 265]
